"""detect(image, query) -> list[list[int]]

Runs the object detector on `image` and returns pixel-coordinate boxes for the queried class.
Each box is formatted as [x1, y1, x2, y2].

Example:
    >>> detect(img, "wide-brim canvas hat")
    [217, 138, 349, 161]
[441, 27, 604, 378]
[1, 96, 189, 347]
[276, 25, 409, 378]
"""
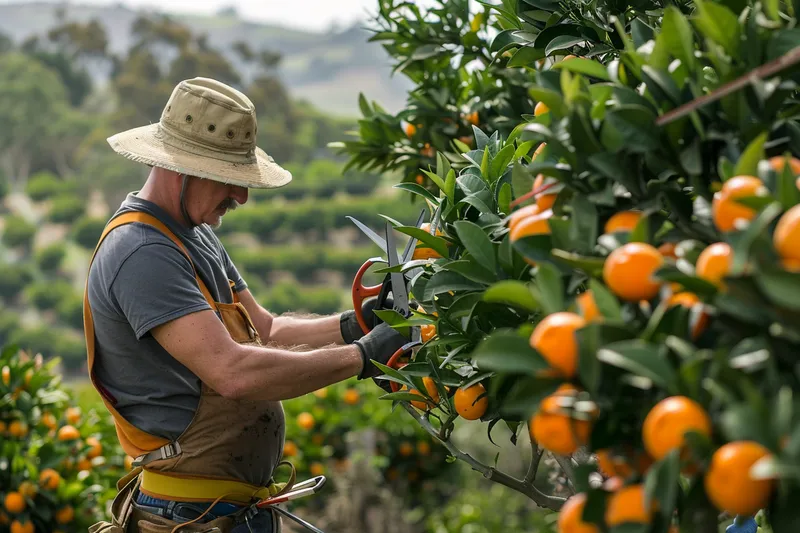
[107, 77, 292, 189]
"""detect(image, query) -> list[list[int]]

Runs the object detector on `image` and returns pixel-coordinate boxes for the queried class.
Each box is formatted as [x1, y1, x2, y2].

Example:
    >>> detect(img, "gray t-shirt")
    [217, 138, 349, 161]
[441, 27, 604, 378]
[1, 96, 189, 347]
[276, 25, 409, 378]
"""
[87, 192, 248, 440]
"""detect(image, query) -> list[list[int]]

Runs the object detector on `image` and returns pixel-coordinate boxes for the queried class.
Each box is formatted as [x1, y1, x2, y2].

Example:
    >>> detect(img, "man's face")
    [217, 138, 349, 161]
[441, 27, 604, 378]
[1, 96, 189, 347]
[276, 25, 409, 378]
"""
[185, 176, 248, 229]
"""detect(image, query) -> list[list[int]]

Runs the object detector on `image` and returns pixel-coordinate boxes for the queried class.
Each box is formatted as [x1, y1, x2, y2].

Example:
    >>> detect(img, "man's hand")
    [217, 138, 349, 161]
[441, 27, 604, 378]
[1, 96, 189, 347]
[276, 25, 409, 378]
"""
[340, 297, 393, 343]
[353, 322, 408, 382]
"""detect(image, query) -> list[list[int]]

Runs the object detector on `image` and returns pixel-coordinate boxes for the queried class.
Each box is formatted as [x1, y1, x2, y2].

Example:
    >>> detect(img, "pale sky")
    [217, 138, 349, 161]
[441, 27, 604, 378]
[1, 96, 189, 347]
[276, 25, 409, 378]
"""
[0, 0, 412, 32]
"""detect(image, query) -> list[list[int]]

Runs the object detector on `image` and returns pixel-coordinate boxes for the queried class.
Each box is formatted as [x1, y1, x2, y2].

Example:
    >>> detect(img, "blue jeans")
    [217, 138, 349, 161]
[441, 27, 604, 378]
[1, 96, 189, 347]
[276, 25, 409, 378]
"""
[133, 491, 276, 531]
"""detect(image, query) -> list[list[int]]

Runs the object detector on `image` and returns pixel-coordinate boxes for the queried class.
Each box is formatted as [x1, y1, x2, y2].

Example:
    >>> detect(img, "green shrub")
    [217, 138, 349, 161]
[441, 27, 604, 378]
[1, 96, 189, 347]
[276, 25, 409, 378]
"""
[260, 281, 343, 315]
[0, 310, 20, 346]
[55, 335, 87, 371]
[48, 193, 86, 223]
[0, 263, 35, 300]
[35, 242, 68, 273]
[57, 292, 84, 330]
[25, 170, 71, 201]
[24, 280, 75, 310]
[71, 216, 106, 249]
[2, 215, 37, 249]
[7, 325, 60, 358]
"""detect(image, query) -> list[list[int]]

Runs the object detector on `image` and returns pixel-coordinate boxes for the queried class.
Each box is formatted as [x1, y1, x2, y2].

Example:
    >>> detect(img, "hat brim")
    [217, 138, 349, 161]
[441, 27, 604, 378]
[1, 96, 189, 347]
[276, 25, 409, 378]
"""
[107, 123, 292, 189]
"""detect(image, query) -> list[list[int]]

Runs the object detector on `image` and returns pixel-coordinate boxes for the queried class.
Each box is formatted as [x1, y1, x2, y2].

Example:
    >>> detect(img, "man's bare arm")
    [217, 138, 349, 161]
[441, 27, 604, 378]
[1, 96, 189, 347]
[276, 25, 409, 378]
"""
[236, 289, 345, 347]
[151, 309, 362, 401]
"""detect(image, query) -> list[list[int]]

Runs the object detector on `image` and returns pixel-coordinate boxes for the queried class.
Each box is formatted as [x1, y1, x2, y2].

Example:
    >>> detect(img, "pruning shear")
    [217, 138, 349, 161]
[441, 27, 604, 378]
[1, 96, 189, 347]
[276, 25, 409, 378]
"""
[348, 206, 443, 390]
[252, 475, 328, 532]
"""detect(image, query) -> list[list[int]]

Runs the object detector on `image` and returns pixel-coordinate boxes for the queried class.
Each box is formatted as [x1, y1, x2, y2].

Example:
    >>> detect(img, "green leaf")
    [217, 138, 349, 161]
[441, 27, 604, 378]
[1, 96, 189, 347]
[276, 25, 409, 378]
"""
[498, 182, 512, 216]
[730, 202, 783, 274]
[490, 145, 516, 182]
[358, 93, 372, 117]
[422, 169, 446, 194]
[444, 169, 457, 202]
[661, 7, 696, 72]
[436, 152, 452, 181]
[692, 0, 741, 56]
[569, 194, 599, 254]
[552, 57, 610, 81]
[544, 35, 587, 56]
[589, 279, 622, 320]
[771, 154, 800, 210]
[454, 220, 497, 272]
[597, 340, 677, 389]
[654, 266, 719, 298]
[734, 132, 768, 177]
[644, 449, 681, 523]
[423, 271, 485, 300]
[576, 323, 635, 395]
[512, 234, 553, 265]
[508, 46, 545, 68]
[394, 182, 440, 204]
[512, 162, 534, 200]
[394, 226, 450, 258]
[515, 141, 536, 160]
[528, 87, 566, 116]
[535, 262, 564, 314]
[483, 280, 539, 312]
[550, 249, 605, 278]
[442, 259, 496, 285]
[472, 331, 550, 374]
[755, 269, 800, 311]
[604, 105, 660, 153]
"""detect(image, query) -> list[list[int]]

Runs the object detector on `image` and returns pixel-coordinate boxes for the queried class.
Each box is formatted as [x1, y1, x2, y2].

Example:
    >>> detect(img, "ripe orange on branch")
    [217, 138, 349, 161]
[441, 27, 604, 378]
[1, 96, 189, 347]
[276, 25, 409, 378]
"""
[557, 493, 599, 533]
[530, 387, 595, 456]
[695, 242, 733, 288]
[454, 383, 488, 420]
[604, 211, 642, 234]
[603, 243, 664, 302]
[605, 484, 654, 526]
[576, 291, 600, 322]
[704, 441, 774, 516]
[529, 312, 586, 378]
[711, 176, 765, 232]
[642, 396, 711, 461]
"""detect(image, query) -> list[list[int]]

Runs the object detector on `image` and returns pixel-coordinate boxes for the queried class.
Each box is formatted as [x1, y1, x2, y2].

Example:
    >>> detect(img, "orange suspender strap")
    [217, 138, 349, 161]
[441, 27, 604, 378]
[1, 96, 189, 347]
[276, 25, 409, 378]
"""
[83, 211, 217, 458]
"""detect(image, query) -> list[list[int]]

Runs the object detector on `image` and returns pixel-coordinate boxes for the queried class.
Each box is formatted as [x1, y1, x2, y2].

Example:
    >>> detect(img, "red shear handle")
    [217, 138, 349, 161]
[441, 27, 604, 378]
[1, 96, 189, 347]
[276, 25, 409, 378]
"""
[387, 341, 421, 393]
[352, 258, 384, 335]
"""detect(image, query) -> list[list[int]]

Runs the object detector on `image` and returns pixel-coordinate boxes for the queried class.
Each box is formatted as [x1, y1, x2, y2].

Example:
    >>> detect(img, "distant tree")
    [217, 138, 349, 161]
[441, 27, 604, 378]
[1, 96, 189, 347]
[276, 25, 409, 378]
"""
[0, 32, 11, 55]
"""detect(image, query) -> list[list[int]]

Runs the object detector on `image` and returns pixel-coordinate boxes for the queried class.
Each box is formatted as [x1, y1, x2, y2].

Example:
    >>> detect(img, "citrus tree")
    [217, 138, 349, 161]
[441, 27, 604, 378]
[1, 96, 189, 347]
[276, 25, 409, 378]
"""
[0, 346, 127, 533]
[333, 0, 800, 531]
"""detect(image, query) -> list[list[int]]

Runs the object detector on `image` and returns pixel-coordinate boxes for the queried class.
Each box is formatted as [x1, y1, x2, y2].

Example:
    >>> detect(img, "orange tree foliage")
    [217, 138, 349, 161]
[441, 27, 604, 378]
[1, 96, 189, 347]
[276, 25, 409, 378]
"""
[333, 0, 800, 531]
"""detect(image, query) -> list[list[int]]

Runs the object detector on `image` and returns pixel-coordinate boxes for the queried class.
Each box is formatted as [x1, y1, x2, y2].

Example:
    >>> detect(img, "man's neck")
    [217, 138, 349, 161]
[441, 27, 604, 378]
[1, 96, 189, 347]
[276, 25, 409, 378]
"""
[137, 174, 193, 229]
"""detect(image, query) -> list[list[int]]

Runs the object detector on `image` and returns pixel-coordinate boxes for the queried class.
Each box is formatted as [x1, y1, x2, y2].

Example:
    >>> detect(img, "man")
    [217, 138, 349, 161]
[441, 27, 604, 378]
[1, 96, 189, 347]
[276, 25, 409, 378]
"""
[84, 77, 408, 533]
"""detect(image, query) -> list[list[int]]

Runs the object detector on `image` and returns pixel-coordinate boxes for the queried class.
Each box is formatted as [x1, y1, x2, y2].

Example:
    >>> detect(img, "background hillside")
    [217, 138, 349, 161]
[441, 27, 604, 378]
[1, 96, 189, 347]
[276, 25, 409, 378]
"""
[0, 1, 413, 116]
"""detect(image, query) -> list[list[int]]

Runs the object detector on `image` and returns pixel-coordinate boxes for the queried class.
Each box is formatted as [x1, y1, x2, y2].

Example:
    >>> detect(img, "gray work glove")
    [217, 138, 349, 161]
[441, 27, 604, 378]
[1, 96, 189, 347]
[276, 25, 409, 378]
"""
[340, 297, 393, 343]
[353, 322, 409, 385]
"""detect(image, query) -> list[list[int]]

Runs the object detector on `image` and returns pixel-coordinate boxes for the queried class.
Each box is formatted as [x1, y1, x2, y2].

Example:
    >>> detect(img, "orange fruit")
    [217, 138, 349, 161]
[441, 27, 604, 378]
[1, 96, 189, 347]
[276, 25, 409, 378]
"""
[422, 377, 441, 403]
[768, 155, 800, 176]
[603, 243, 664, 302]
[420, 323, 437, 342]
[695, 242, 733, 288]
[312, 434, 324, 446]
[773, 204, 800, 262]
[309, 462, 325, 476]
[642, 396, 712, 461]
[86, 436, 103, 459]
[667, 292, 708, 339]
[297, 412, 315, 430]
[55, 506, 74, 524]
[711, 176, 765, 232]
[530, 312, 586, 378]
[783, 257, 800, 271]
[417, 441, 431, 456]
[658, 242, 677, 259]
[10, 520, 34, 533]
[454, 383, 489, 420]
[595, 449, 653, 479]
[508, 204, 540, 232]
[283, 441, 298, 457]
[1, 366, 9, 386]
[464, 111, 479, 125]
[576, 291, 600, 322]
[399, 442, 414, 457]
[343, 389, 360, 405]
[705, 441, 774, 516]
[65, 406, 81, 425]
[41, 412, 56, 430]
[77, 458, 93, 471]
[557, 493, 599, 533]
[535, 101, 550, 116]
[421, 143, 435, 158]
[8, 420, 27, 438]
[530, 390, 593, 456]
[509, 209, 552, 241]
[39, 468, 61, 490]
[533, 143, 547, 160]
[0, 512, 7, 525]
[537, 193, 557, 211]
[3, 492, 25, 513]
[415, 174, 424, 185]
[17, 481, 36, 499]
[412, 222, 445, 260]
[605, 484, 653, 526]
[57, 424, 80, 441]
[604, 211, 642, 234]
[312, 387, 327, 399]
[403, 122, 416, 138]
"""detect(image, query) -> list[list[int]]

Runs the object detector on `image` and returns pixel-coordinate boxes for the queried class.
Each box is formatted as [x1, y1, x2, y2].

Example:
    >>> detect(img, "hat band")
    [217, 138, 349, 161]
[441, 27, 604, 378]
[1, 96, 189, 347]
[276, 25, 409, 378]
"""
[157, 121, 257, 165]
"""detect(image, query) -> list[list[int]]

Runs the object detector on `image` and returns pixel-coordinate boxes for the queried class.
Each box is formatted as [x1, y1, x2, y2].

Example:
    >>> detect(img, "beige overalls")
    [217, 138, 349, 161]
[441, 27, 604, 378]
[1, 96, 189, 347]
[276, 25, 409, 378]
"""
[84, 212, 290, 533]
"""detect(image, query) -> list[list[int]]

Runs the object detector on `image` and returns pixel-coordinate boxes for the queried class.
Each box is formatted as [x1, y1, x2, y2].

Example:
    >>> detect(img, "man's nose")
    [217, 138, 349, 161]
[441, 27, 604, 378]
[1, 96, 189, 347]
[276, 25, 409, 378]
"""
[230, 185, 248, 205]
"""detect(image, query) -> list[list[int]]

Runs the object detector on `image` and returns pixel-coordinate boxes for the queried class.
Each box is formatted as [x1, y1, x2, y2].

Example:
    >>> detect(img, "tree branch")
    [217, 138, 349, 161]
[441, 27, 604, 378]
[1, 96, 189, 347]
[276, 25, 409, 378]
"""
[525, 441, 544, 484]
[552, 454, 578, 495]
[399, 403, 566, 511]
